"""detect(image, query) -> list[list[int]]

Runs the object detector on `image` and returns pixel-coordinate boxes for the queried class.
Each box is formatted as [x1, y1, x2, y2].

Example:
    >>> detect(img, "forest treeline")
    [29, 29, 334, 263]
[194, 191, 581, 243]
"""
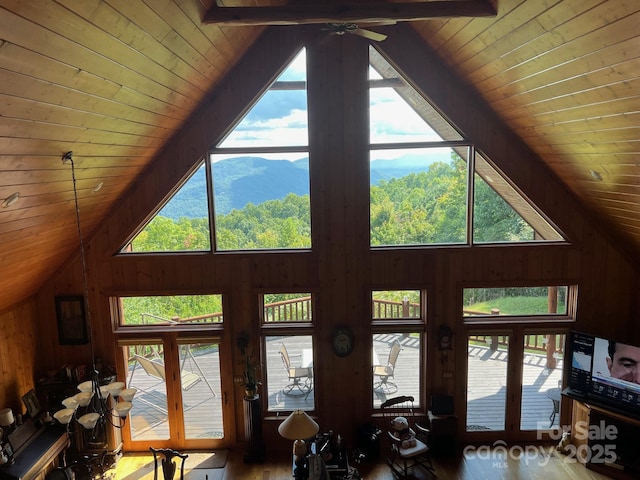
[122, 158, 538, 323]
[132, 157, 532, 253]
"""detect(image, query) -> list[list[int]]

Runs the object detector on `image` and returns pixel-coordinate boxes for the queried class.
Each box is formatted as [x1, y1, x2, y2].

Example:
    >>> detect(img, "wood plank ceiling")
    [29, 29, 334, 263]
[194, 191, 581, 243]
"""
[0, 0, 638, 312]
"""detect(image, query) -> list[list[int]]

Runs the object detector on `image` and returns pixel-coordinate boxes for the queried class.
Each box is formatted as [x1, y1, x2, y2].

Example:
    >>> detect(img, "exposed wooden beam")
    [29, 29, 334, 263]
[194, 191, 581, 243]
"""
[203, 1, 497, 26]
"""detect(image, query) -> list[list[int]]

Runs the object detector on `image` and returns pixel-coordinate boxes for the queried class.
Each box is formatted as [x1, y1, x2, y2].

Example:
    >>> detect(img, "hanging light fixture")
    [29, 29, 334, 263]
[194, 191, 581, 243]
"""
[53, 151, 136, 437]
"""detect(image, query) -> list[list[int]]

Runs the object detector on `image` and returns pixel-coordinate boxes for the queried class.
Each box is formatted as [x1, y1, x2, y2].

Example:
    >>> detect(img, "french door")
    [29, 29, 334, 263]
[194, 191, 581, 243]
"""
[464, 327, 565, 442]
[119, 334, 230, 450]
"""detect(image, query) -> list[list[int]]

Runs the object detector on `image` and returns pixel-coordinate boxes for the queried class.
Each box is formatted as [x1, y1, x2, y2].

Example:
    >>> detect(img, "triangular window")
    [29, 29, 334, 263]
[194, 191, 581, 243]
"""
[123, 161, 210, 253]
[368, 46, 565, 246]
[123, 49, 311, 253]
[210, 48, 311, 251]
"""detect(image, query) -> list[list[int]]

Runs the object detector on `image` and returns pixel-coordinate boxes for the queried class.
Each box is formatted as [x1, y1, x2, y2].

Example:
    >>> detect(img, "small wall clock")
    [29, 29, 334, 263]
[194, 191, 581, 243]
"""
[332, 326, 354, 357]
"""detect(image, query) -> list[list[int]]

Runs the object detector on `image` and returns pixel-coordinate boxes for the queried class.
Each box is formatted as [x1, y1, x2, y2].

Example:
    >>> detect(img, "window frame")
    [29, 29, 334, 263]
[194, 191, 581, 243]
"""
[371, 289, 427, 409]
[462, 284, 578, 325]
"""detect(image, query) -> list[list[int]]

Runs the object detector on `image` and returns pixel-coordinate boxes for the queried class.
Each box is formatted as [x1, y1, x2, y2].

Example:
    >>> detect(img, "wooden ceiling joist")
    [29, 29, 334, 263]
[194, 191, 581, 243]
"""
[203, 1, 497, 26]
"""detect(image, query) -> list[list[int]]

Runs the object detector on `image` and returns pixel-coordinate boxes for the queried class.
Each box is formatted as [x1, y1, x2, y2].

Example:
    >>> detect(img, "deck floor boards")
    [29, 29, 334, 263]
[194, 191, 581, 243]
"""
[125, 336, 563, 441]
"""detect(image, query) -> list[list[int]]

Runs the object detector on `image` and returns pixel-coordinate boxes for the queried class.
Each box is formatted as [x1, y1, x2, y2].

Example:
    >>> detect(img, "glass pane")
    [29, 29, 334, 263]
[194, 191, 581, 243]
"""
[120, 295, 223, 326]
[474, 154, 564, 243]
[369, 74, 444, 144]
[373, 333, 421, 408]
[180, 340, 223, 439]
[126, 344, 169, 441]
[520, 333, 565, 430]
[218, 49, 307, 148]
[125, 164, 210, 253]
[466, 335, 508, 431]
[210, 152, 311, 251]
[370, 147, 469, 246]
[263, 293, 312, 323]
[463, 287, 569, 317]
[473, 172, 535, 243]
[369, 46, 463, 143]
[372, 290, 420, 320]
[265, 335, 314, 412]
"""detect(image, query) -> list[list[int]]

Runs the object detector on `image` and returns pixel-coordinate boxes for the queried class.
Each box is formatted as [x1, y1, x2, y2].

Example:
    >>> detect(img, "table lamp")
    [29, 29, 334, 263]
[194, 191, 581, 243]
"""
[278, 409, 319, 478]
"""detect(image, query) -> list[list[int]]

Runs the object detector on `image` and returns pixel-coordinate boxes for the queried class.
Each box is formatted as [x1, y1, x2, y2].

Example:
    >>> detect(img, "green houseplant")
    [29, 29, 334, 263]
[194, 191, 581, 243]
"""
[237, 332, 261, 399]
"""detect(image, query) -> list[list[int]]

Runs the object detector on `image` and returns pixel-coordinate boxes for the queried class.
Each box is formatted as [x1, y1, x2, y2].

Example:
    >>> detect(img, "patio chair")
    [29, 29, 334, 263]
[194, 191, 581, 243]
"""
[130, 354, 202, 391]
[279, 343, 313, 397]
[545, 379, 562, 427]
[373, 340, 402, 393]
[150, 447, 188, 480]
[380, 395, 435, 478]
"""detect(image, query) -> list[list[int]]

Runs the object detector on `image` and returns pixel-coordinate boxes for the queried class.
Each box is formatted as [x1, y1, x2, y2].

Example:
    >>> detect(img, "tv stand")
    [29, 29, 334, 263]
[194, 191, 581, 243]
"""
[570, 399, 640, 480]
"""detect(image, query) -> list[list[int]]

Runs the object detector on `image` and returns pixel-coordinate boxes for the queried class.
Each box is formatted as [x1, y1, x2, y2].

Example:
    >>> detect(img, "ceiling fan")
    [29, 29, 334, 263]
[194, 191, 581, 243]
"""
[323, 22, 391, 42]
[204, 1, 497, 27]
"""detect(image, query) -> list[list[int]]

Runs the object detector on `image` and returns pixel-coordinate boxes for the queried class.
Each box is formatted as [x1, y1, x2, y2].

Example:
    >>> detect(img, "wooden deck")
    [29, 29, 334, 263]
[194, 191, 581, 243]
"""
[125, 337, 563, 441]
[126, 345, 223, 441]
[467, 344, 564, 431]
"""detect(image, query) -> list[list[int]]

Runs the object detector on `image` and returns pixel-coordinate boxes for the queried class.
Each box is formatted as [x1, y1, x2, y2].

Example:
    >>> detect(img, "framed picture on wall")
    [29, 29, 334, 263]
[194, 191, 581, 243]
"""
[55, 295, 88, 345]
[22, 389, 41, 419]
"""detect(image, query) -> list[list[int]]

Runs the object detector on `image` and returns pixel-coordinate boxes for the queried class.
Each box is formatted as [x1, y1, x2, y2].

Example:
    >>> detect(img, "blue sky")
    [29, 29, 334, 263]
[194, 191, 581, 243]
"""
[216, 48, 452, 165]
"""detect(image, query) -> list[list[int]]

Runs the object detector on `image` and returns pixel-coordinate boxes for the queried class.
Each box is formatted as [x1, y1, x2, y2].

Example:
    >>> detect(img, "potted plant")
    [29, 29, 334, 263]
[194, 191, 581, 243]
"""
[243, 351, 261, 399]
[237, 332, 262, 399]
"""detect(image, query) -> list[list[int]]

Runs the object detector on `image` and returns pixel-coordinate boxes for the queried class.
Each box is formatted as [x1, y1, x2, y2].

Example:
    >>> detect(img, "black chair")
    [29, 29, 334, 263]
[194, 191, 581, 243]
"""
[380, 395, 435, 478]
[150, 447, 189, 480]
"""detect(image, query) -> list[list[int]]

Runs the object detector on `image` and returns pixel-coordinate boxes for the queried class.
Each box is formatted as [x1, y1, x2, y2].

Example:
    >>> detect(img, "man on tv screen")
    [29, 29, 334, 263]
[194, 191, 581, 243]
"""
[607, 341, 640, 384]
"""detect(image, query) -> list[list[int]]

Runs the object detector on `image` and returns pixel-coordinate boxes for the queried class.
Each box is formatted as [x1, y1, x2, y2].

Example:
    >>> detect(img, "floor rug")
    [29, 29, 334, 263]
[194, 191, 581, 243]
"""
[186, 450, 229, 469]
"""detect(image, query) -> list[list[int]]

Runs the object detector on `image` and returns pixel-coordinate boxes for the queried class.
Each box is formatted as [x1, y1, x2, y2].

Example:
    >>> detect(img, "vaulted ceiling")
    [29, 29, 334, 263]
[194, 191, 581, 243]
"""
[0, 0, 638, 312]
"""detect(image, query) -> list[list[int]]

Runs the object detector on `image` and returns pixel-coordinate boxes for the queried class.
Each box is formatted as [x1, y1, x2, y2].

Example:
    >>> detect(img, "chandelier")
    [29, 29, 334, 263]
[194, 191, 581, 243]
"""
[53, 151, 135, 436]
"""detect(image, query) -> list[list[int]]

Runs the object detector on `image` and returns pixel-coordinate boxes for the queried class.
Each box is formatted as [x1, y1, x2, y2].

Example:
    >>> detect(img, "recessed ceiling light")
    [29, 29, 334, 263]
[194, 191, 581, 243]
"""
[1, 192, 20, 208]
[589, 170, 603, 181]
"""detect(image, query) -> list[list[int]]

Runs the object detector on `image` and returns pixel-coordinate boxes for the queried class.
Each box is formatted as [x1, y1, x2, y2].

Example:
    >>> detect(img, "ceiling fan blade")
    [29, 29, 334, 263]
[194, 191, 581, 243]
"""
[350, 27, 387, 42]
[362, 20, 397, 27]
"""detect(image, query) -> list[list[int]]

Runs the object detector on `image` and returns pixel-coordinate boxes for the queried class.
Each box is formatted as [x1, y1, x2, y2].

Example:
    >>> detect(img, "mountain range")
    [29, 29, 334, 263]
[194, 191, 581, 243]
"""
[159, 155, 442, 219]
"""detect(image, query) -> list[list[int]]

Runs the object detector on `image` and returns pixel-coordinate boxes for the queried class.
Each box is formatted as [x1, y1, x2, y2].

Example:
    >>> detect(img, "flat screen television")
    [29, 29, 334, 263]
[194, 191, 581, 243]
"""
[565, 330, 640, 418]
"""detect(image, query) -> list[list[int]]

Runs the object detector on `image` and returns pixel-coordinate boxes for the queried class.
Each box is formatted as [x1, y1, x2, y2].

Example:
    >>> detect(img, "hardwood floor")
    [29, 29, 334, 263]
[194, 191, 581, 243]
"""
[113, 446, 615, 480]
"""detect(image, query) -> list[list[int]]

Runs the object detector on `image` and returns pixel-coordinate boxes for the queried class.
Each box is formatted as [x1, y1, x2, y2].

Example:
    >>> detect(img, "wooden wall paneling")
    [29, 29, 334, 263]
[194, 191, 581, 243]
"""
[307, 34, 350, 424]
[467, 0, 619, 88]
[306, 34, 371, 437]
[0, 300, 38, 414]
[341, 34, 371, 431]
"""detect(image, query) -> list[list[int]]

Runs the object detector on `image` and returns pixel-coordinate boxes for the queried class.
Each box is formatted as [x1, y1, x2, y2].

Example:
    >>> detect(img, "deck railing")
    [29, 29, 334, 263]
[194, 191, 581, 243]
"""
[263, 297, 312, 322]
[469, 333, 566, 354]
[138, 298, 565, 355]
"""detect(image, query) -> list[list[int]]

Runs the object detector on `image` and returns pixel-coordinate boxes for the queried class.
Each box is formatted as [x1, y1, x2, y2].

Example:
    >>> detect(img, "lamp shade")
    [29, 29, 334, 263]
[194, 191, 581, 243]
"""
[53, 409, 75, 425]
[114, 401, 132, 418]
[278, 409, 319, 440]
[74, 391, 93, 407]
[105, 382, 125, 398]
[120, 388, 137, 402]
[62, 396, 79, 410]
[78, 412, 100, 429]
[0, 408, 14, 427]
